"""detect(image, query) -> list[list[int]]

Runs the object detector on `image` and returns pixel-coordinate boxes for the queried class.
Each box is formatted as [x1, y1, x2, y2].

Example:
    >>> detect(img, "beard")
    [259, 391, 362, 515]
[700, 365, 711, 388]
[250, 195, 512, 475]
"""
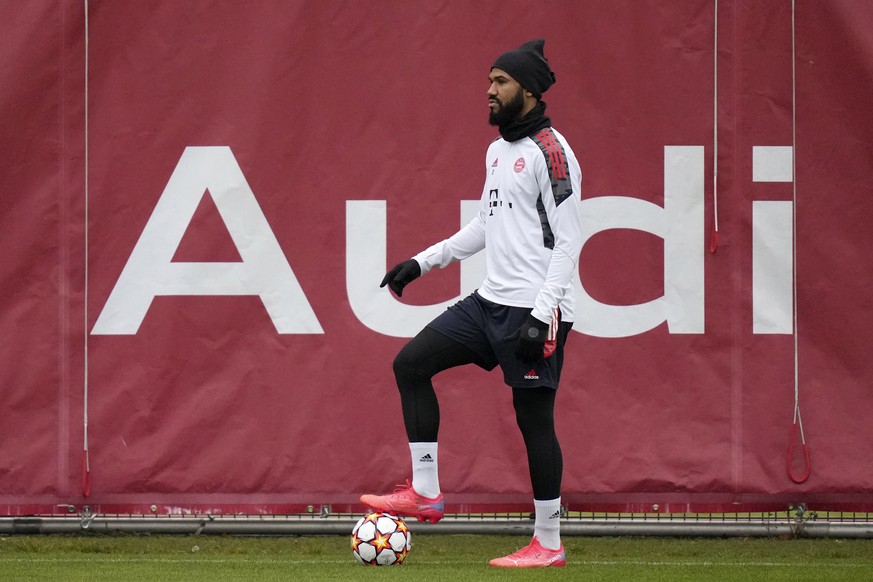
[489, 87, 526, 127]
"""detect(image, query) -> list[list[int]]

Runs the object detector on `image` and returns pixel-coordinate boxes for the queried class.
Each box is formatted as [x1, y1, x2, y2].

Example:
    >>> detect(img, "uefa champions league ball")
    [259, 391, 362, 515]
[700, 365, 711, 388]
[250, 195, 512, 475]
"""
[350, 512, 411, 565]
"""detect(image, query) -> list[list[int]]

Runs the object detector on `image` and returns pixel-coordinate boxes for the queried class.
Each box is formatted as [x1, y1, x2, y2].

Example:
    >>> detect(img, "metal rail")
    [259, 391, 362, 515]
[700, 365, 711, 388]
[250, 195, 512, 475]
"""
[3, 515, 873, 538]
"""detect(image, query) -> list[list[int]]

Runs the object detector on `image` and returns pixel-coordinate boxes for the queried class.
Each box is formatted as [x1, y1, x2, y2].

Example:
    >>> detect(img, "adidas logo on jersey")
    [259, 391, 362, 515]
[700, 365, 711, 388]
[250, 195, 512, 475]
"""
[419, 454, 434, 463]
[524, 369, 539, 380]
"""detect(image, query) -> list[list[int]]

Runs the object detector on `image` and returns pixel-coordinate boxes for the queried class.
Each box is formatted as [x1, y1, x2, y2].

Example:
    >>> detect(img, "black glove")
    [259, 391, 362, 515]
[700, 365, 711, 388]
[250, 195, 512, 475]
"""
[506, 314, 550, 364]
[380, 259, 421, 297]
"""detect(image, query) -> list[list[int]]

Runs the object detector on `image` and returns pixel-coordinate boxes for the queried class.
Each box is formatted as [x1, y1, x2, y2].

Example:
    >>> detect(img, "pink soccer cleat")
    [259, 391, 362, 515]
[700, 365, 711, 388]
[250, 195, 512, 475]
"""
[488, 536, 566, 568]
[359, 480, 444, 524]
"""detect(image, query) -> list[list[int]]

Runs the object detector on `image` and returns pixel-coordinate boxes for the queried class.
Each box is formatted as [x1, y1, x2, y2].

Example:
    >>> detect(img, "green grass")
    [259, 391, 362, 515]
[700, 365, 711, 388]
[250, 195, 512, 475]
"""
[1, 534, 872, 581]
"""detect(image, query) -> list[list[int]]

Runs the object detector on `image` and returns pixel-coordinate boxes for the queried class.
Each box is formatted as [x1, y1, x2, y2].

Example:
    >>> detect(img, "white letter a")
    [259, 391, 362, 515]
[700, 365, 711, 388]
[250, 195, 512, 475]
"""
[92, 146, 322, 335]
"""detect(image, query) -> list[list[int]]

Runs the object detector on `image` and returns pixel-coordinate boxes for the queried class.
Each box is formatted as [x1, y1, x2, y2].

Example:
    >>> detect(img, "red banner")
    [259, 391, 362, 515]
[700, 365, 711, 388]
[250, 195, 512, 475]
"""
[1, 0, 872, 514]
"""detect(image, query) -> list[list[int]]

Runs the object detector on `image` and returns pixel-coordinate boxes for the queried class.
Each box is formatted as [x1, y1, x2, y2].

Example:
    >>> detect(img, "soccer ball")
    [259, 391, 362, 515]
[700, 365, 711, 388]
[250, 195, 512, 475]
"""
[350, 512, 411, 565]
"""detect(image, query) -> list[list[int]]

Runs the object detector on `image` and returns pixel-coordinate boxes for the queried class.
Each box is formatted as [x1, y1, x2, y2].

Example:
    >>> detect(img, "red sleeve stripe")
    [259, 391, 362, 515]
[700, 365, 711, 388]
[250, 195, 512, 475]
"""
[537, 129, 567, 180]
[532, 129, 573, 206]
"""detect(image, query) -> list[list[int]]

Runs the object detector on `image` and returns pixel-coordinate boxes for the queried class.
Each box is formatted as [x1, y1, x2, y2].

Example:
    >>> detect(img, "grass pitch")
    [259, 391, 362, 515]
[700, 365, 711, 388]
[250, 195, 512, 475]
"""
[1, 533, 872, 581]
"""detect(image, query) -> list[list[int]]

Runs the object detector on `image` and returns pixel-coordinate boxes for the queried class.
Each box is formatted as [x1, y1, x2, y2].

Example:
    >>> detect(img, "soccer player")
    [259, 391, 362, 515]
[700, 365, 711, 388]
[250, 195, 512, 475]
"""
[360, 39, 583, 568]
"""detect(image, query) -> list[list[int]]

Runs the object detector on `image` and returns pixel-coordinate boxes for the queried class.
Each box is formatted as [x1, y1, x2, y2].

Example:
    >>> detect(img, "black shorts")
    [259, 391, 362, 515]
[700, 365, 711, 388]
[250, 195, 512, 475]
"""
[426, 292, 573, 389]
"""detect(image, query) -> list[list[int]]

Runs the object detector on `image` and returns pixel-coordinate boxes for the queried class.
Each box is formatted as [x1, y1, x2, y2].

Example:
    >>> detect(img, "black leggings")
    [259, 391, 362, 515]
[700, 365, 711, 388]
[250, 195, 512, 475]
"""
[393, 326, 563, 500]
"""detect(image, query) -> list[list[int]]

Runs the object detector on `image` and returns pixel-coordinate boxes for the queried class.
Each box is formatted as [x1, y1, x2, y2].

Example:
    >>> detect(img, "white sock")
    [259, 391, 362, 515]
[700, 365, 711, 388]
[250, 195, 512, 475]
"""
[534, 498, 562, 550]
[409, 442, 440, 498]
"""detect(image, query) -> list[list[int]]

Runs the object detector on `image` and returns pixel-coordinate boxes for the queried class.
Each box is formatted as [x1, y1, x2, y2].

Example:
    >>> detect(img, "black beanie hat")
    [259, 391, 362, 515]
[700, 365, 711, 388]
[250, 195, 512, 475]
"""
[491, 39, 556, 99]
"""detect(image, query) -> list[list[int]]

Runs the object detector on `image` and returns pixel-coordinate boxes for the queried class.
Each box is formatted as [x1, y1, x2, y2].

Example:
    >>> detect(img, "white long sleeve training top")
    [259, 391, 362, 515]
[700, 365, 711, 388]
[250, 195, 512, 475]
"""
[413, 127, 583, 325]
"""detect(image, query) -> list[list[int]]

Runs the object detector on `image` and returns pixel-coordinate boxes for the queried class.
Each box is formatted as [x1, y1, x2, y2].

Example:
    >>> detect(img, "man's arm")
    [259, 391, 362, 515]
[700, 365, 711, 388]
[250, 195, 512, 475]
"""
[381, 209, 487, 297]
[530, 133, 584, 324]
[412, 210, 487, 275]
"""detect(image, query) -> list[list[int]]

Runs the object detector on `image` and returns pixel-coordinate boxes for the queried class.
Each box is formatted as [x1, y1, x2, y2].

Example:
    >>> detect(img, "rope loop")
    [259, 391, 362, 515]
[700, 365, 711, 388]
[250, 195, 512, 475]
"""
[787, 422, 810, 484]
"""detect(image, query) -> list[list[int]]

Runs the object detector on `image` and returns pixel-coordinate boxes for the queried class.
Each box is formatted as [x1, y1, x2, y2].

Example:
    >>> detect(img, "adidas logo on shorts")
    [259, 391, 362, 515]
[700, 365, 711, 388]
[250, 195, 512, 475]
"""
[524, 369, 540, 380]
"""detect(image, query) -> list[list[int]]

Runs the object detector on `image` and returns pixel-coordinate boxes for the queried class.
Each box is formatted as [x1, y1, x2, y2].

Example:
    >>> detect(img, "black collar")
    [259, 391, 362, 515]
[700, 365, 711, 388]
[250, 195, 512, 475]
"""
[498, 101, 552, 142]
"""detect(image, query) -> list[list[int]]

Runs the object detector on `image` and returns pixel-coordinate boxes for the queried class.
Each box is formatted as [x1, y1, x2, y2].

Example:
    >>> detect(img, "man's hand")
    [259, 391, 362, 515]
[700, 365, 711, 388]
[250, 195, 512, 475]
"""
[506, 314, 550, 364]
[380, 259, 422, 297]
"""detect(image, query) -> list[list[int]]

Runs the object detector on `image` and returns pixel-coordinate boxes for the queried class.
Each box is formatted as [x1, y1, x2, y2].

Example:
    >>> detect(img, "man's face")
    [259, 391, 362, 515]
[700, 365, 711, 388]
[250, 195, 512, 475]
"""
[488, 68, 526, 126]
